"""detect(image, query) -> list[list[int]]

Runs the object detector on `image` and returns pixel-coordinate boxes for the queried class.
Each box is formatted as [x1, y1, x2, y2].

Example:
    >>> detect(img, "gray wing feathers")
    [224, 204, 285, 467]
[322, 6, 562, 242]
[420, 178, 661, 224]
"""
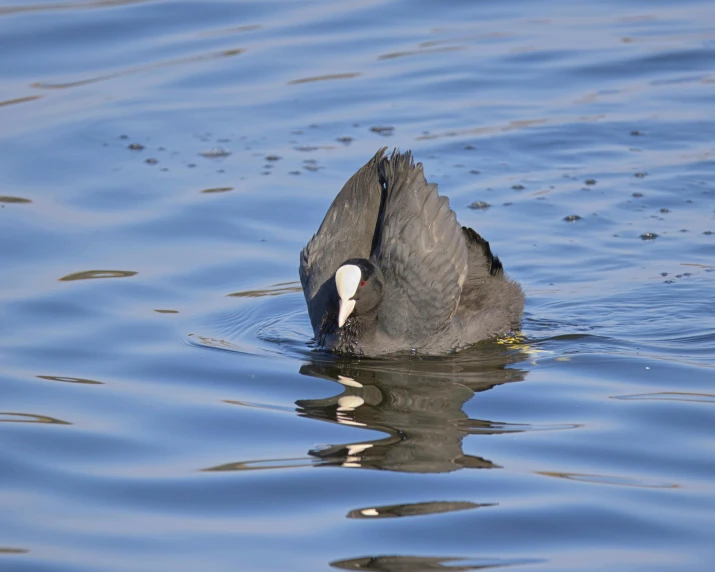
[300, 148, 386, 331]
[376, 152, 468, 342]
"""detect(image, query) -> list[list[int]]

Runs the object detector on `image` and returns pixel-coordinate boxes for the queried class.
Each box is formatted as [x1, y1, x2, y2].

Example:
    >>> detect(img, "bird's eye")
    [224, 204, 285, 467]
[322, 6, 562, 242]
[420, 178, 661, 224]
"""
[360, 280, 366, 287]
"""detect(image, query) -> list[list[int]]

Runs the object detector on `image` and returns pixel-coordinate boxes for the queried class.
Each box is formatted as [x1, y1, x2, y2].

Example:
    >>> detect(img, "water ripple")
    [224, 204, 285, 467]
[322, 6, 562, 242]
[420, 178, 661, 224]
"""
[32, 47, 244, 90]
[611, 392, 715, 404]
[0, 195, 32, 203]
[36, 375, 104, 385]
[0, 412, 71, 425]
[330, 555, 545, 571]
[59, 270, 137, 281]
[537, 471, 679, 489]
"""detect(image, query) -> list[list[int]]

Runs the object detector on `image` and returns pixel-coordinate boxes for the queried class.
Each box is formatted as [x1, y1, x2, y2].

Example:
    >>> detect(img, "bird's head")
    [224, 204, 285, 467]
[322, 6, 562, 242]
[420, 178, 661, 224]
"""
[334, 258, 384, 328]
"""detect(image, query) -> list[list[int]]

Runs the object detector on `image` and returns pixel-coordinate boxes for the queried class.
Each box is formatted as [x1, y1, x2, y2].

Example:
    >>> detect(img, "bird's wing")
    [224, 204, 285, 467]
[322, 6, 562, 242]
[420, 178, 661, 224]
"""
[461, 226, 504, 283]
[374, 151, 468, 342]
[300, 148, 386, 332]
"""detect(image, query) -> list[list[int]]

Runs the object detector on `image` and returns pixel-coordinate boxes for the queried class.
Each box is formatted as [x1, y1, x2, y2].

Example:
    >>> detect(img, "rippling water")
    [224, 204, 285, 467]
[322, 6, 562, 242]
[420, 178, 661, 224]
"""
[1, 0, 714, 570]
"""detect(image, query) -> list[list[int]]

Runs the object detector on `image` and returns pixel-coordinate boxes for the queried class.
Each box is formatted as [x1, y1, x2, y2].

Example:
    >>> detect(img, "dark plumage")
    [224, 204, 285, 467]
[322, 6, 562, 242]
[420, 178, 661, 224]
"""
[299, 149, 524, 356]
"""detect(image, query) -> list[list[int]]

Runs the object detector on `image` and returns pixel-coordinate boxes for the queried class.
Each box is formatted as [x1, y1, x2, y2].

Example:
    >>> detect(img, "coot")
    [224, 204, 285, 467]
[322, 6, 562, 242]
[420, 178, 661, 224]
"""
[299, 149, 524, 355]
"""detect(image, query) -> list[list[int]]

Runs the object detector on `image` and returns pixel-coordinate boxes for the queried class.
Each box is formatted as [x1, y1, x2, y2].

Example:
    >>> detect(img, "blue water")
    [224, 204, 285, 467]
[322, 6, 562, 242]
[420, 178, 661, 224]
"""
[1, 0, 714, 570]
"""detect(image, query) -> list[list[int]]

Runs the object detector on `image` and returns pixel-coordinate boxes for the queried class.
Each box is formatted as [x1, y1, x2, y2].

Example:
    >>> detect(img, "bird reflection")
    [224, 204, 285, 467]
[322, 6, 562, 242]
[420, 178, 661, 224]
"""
[296, 344, 529, 474]
[205, 344, 533, 475]
[205, 345, 536, 570]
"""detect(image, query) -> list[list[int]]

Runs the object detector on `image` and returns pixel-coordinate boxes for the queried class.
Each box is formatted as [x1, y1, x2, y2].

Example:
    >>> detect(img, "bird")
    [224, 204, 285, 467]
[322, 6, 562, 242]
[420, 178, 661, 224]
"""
[299, 148, 524, 356]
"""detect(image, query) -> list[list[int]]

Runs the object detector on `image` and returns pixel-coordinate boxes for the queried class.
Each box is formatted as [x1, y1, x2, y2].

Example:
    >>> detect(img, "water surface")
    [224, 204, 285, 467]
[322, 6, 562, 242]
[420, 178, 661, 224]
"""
[1, 0, 714, 570]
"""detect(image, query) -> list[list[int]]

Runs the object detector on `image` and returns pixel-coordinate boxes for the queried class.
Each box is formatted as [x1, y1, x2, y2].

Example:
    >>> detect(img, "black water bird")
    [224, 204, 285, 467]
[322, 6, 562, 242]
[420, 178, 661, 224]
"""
[299, 149, 524, 355]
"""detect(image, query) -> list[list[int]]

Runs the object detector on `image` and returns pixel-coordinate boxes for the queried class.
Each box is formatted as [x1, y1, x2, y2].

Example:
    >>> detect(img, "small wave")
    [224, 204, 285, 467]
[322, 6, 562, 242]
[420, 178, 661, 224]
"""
[536, 471, 679, 489]
[0, 412, 71, 425]
[330, 555, 545, 570]
[611, 392, 715, 404]
[182, 282, 314, 360]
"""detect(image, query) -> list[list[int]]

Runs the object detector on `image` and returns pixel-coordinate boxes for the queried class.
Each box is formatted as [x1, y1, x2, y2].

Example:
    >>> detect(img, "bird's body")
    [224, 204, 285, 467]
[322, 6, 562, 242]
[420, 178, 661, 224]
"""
[299, 149, 524, 356]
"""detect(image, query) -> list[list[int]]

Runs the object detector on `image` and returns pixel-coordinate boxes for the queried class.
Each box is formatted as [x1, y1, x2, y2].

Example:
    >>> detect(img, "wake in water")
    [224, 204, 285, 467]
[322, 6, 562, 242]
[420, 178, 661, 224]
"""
[182, 281, 315, 359]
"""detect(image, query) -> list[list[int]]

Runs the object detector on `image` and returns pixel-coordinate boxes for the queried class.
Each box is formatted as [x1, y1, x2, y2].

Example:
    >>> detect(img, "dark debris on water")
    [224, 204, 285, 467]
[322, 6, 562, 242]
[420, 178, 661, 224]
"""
[370, 126, 394, 136]
[200, 148, 231, 158]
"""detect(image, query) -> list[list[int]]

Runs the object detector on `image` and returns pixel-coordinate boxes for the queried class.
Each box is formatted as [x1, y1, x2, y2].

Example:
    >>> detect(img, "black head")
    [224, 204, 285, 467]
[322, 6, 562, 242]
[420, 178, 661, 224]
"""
[334, 258, 383, 328]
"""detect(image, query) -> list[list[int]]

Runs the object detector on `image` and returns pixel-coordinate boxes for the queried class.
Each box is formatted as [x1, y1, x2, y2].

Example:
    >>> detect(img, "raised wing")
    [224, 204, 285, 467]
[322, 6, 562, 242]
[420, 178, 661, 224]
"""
[375, 151, 468, 343]
[300, 148, 386, 332]
[462, 226, 504, 282]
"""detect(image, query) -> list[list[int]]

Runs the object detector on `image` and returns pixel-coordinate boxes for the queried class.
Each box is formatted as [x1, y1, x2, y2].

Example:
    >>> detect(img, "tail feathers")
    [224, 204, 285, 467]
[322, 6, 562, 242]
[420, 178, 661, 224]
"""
[462, 226, 503, 277]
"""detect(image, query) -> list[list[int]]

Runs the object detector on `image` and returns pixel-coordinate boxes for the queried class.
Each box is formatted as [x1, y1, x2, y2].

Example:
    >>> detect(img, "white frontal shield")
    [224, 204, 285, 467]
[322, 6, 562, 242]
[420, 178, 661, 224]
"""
[335, 264, 361, 327]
